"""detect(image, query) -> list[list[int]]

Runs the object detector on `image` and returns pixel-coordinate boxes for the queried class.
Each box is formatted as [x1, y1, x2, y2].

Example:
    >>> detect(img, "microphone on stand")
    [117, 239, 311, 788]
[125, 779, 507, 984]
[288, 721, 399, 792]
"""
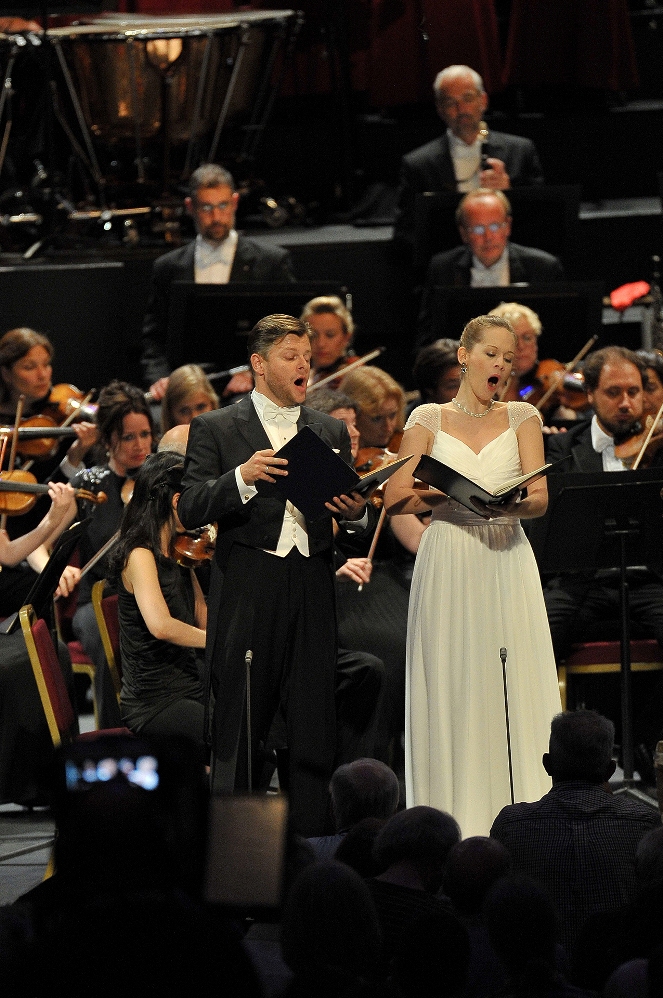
[245, 650, 253, 792]
[500, 647, 515, 805]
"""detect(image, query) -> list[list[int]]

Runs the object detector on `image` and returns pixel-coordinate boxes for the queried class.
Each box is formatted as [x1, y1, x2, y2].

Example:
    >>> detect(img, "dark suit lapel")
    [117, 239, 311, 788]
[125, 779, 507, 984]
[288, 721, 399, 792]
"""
[232, 396, 273, 452]
[454, 246, 472, 286]
[437, 135, 458, 191]
[572, 438, 604, 473]
[298, 407, 324, 439]
[229, 237, 255, 282]
[507, 245, 527, 284]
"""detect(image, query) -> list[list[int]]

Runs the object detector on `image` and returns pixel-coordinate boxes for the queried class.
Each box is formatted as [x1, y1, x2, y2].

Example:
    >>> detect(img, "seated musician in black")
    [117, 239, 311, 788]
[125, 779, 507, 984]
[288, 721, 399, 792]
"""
[543, 346, 663, 759]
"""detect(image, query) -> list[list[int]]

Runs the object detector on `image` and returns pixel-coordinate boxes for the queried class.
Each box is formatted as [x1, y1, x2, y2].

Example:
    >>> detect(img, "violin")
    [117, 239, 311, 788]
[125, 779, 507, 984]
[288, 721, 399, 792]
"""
[354, 431, 404, 476]
[2, 384, 97, 459]
[614, 405, 663, 468]
[0, 469, 107, 516]
[170, 525, 216, 568]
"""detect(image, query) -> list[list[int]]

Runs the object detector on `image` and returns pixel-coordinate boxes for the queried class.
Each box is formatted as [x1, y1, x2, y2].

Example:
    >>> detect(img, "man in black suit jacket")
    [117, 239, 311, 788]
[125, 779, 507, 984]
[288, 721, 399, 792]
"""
[141, 163, 295, 396]
[394, 65, 544, 251]
[542, 347, 663, 679]
[417, 190, 564, 347]
[178, 315, 370, 835]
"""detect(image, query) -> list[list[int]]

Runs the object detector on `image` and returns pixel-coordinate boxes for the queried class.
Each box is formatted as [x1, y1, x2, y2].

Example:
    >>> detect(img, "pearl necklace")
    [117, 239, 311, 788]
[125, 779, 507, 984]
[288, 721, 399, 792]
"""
[452, 397, 495, 418]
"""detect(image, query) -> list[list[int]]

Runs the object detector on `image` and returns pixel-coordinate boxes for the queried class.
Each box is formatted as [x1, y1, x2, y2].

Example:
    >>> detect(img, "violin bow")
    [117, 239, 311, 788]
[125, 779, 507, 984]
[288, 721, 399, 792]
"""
[357, 504, 388, 592]
[1, 394, 24, 531]
[535, 335, 598, 413]
[632, 397, 663, 470]
[308, 347, 385, 394]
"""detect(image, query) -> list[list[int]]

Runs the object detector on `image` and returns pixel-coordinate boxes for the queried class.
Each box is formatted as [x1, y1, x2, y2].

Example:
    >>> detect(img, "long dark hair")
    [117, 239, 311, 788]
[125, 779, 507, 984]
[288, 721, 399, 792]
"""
[108, 451, 184, 581]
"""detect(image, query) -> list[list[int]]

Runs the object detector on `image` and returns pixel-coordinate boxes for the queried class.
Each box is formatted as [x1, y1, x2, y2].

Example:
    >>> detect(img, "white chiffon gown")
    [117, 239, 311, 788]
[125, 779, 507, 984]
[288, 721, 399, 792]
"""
[404, 401, 562, 836]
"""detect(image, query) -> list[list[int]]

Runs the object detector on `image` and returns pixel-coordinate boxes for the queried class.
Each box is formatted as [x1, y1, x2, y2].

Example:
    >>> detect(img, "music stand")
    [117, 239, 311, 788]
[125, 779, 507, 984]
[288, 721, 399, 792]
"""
[0, 517, 87, 635]
[165, 281, 348, 373]
[530, 470, 663, 797]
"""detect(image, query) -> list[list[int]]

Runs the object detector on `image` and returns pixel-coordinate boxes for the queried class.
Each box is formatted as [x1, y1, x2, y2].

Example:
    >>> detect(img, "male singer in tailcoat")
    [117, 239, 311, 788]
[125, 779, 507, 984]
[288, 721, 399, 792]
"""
[178, 314, 370, 835]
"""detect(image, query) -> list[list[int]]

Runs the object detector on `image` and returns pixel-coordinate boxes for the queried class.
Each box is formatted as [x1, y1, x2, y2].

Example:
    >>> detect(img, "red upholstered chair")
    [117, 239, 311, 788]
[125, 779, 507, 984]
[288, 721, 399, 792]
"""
[20, 605, 130, 749]
[54, 552, 99, 728]
[91, 580, 122, 702]
[558, 639, 663, 710]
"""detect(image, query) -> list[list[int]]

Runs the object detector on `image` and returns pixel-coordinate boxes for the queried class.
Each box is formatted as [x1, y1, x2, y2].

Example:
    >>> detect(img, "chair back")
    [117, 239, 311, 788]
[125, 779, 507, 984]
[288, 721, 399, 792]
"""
[20, 605, 76, 748]
[91, 579, 122, 699]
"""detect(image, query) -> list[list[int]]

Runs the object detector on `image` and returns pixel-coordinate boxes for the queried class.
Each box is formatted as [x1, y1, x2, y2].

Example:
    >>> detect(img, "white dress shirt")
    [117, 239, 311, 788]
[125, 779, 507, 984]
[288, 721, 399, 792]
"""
[449, 130, 483, 192]
[235, 391, 368, 557]
[194, 230, 238, 284]
[591, 415, 628, 471]
[235, 391, 309, 557]
[470, 247, 510, 287]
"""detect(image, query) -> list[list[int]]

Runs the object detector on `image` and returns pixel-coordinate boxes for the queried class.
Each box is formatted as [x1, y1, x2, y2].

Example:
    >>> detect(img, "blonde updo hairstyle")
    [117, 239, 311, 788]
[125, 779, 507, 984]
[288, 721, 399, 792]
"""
[160, 364, 219, 434]
[459, 314, 516, 361]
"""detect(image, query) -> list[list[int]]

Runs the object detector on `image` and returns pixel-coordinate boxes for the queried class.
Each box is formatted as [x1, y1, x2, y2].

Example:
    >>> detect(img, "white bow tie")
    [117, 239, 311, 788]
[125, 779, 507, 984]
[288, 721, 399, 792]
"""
[594, 434, 615, 454]
[262, 401, 300, 423]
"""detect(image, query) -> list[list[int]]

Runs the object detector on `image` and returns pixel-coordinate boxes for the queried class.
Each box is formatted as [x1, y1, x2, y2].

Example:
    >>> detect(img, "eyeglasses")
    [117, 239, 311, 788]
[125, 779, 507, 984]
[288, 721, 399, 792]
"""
[438, 91, 482, 111]
[195, 200, 234, 214]
[463, 222, 508, 236]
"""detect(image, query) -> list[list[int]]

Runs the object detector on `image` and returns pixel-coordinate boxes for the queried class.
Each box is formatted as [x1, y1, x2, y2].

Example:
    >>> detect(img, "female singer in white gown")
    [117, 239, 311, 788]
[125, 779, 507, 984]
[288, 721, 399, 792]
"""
[384, 315, 561, 836]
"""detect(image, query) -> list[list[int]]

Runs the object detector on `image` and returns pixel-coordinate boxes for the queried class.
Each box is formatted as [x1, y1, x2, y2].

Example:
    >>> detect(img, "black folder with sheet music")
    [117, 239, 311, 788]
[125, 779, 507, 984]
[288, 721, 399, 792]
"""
[268, 425, 413, 520]
[414, 453, 563, 518]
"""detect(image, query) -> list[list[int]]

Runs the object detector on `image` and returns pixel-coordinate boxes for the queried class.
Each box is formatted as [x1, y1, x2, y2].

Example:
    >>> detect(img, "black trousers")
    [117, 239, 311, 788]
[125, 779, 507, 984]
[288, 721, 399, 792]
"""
[210, 545, 337, 837]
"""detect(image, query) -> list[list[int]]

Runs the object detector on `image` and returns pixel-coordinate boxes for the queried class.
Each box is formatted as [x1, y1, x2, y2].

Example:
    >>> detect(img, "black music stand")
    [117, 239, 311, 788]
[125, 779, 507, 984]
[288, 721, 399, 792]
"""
[530, 470, 663, 799]
[166, 281, 348, 373]
[0, 517, 87, 635]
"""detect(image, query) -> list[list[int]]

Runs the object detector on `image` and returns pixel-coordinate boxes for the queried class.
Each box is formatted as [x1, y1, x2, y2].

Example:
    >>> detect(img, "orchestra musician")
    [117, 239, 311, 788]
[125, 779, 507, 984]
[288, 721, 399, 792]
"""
[0, 480, 78, 806]
[393, 64, 544, 253]
[488, 302, 588, 423]
[160, 364, 220, 436]
[72, 381, 155, 728]
[141, 163, 295, 403]
[542, 347, 663, 762]
[108, 451, 206, 756]
[178, 314, 371, 836]
[340, 366, 405, 452]
[0, 328, 97, 524]
[301, 296, 355, 388]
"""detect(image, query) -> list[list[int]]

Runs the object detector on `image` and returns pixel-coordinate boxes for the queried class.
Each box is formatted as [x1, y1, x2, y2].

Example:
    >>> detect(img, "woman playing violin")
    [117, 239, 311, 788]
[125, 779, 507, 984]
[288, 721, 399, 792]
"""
[0, 479, 78, 615]
[72, 381, 155, 727]
[108, 451, 206, 756]
[0, 480, 78, 806]
[488, 303, 588, 424]
[0, 328, 98, 484]
[302, 296, 355, 388]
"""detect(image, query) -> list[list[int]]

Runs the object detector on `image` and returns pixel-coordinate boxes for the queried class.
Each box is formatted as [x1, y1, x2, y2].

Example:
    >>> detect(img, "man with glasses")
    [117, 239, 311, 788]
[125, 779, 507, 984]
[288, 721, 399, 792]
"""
[141, 163, 295, 401]
[417, 190, 563, 347]
[394, 64, 544, 252]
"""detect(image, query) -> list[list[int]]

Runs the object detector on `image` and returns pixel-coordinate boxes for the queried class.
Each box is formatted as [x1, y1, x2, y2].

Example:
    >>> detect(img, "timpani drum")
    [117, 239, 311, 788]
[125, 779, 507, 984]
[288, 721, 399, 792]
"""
[48, 11, 298, 185]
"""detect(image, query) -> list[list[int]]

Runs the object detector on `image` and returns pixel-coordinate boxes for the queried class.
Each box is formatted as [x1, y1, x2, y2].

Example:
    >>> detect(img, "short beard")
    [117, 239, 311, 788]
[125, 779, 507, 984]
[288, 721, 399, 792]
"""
[600, 416, 641, 444]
